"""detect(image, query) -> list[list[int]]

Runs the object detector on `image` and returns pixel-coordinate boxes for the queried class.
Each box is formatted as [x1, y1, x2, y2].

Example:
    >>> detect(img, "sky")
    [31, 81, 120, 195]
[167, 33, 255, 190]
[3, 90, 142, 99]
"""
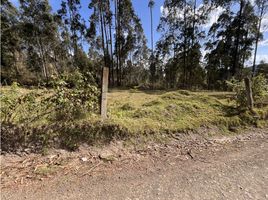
[10, 0, 268, 65]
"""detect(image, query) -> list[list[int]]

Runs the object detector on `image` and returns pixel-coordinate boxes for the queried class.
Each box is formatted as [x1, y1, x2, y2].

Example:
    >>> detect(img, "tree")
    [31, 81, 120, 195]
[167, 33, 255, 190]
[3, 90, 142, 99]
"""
[252, 0, 268, 76]
[57, 0, 86, 55]
[148, 0, 155, 53]
[1, 0, 21, 84]
[19, 0, 59, 83]
[88, 0, 113, 85]
[148, 0, 156, 86]
[115, 0, 149, 86]
[205, 0, 258, 89]
[88, 0, 149, 87]
[256, 61, 268, 79]
[157, 0, 208, 88]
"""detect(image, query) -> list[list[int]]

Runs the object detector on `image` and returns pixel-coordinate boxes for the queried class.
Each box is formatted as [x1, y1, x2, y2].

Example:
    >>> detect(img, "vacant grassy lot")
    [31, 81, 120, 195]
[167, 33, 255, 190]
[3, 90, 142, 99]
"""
[1, 87, 268, 152]
[107, 89, 268, 133]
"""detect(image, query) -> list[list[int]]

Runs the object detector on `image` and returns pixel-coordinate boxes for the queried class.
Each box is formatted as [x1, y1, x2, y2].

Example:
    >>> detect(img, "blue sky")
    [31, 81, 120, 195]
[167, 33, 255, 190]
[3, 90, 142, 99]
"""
[10, 0, 268, 64]
[45, 0, 165, 51]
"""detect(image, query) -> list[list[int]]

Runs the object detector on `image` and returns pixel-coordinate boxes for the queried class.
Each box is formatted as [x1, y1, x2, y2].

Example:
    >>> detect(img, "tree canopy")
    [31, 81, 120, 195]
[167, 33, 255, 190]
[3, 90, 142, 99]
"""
[1, 0, 267, 89]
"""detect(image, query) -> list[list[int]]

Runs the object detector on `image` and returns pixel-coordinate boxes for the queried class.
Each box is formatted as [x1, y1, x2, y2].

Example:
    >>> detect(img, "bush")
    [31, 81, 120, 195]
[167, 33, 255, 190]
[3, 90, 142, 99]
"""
[0, 82, 43, 124]
[252, 75, 268, 103]
[46, 72, 99, 121]
[227, 75, 268, 108]
[0, 82, 20, 123]
[1, 73, 100, 124]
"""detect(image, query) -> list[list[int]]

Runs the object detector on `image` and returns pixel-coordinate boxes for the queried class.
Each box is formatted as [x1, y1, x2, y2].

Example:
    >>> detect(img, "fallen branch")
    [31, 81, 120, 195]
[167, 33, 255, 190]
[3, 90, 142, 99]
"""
[82, 162, 102, 176]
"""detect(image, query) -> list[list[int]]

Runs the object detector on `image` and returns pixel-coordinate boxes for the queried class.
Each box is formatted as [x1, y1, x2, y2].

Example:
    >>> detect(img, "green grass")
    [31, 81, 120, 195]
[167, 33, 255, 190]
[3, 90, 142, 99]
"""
[107, 89, 268, 134]
[1, 87, 268, 151]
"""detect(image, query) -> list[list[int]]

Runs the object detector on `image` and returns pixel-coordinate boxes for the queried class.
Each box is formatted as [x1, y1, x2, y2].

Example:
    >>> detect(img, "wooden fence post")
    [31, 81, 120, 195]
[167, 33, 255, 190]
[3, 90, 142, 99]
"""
[244, 77, 254, 111]
[101, 67, 109, 119]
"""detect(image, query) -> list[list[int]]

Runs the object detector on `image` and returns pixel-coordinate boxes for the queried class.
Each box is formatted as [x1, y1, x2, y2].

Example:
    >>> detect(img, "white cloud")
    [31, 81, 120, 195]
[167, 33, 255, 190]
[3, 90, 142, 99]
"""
[247, 54, 268, 66]
[261, 15, 268, 33]
[160, 5, 164, 13]
[160, 6, 169, 18]
[202, 6, 224, 29]
[249, 0, 255, 6]
[201, 48, 209, 59]
[160, 4, 224, 30]
[259, 39, 268, 47]
[256, 54, 268, 63]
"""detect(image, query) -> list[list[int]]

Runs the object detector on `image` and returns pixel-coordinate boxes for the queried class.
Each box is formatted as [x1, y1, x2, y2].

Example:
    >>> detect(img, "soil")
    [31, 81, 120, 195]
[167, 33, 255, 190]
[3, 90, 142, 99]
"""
[1, 127, 268, 200]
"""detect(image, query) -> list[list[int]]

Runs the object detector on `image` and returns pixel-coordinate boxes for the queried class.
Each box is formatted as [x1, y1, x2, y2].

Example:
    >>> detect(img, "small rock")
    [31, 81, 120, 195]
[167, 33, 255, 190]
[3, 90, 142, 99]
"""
[99, 151, 116, 162]
[81, 157, 88, 162]
[24, 148, 31, 154]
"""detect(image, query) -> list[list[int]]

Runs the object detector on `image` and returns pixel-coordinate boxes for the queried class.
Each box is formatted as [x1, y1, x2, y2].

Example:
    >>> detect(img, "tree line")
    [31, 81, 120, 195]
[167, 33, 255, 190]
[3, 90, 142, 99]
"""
[1, 0, 268, 90]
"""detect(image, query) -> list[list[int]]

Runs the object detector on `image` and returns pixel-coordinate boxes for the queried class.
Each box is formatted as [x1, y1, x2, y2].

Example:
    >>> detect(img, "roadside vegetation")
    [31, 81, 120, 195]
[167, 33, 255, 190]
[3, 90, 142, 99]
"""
[1, 0, 268, 154]
[1, 74, 267, 153]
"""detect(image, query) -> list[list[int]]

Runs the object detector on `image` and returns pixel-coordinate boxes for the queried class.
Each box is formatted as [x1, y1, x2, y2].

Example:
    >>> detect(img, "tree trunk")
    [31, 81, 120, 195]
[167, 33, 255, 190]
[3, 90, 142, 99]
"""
[114, 0, 120, 86]
[118, 0, 122, 86]
[108, 3, 114, 86]
[38, 38, 48, 83]
[150, 6, 154, 53]
[252, 0, 265, 77]
[232, 0, 244, 76]
[183, 0, 187, 88]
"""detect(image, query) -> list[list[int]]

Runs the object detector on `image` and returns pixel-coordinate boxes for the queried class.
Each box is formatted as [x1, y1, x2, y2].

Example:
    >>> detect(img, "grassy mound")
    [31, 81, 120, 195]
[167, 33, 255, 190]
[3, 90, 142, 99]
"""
[1, 88, 268, 152]
[108, 90, 268, 133]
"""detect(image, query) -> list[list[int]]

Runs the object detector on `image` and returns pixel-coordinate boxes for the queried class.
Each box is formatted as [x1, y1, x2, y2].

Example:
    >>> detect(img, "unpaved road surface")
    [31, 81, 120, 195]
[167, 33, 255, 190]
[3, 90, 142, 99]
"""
[1, 129, 268, 200]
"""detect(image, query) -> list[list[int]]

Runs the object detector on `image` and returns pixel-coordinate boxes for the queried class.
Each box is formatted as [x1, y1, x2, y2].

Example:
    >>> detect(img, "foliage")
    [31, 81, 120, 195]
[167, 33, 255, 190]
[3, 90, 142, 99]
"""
[256, 62, 268, 79]
[48, 72, 99, 121]
[1, 0, 268, 91]
[227, 75, 268, 108]
[0, 82, 43, 124]
[252, 74, 268, 102]
[1, 88, 268, 153]
[0, 82, 20, 123]
[205, 0, 258, 87]
[156, 0, 208, 89]
[0, 72, 99, 124]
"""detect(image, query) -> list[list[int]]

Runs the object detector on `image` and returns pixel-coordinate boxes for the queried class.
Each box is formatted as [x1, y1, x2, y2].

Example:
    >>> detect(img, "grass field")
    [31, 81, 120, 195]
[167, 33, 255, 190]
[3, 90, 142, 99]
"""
[107, 89, 268, 133]
[1, 87, 268, 151]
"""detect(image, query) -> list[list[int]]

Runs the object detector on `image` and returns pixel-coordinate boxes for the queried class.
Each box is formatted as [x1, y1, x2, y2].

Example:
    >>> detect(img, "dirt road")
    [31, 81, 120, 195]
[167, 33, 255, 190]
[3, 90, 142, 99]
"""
[2, 129, 268, 200]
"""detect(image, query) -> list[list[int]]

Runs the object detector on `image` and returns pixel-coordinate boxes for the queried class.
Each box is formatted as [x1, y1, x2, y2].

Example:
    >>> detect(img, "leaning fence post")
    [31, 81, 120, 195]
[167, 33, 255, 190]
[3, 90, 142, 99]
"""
[101, 66, 109, 119]
[244, 77, 254, 111]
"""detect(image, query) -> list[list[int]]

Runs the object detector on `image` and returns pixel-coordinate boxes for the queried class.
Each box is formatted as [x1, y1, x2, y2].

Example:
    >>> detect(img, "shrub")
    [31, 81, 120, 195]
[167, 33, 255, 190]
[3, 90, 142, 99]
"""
[227, 75, 268, 108]
[252, 74, 268, 103]
[1, 72, 100, 124]
[48, 73, 99, 121]
[0, 82, 20, 123]
[0, 82, 43, 124]
[1, 85, 51, 124]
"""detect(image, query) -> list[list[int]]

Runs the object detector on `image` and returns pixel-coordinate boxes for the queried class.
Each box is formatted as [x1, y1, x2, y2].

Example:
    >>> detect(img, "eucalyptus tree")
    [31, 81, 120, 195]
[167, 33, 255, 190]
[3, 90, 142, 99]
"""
[19, 0, 59, 82]
[88, 0, 149, 86]
[57, 0, 86, 66]
[252, 0, 268, 76]
[148, 0, 156, 86]
[205, 0, 258, 88]
[1, 0, 21, 83]
[115, 0, 149, 86]
[158, 0, 208, 88]
[148, 0, 155, 53]
[88, 0, 114, 84]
